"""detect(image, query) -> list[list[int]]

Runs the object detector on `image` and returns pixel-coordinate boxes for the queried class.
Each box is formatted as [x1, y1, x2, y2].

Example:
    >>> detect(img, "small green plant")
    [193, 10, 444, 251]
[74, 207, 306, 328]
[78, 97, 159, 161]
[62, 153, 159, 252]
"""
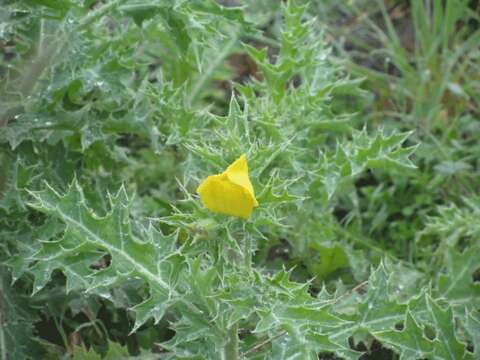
[0, 1, 478, 359]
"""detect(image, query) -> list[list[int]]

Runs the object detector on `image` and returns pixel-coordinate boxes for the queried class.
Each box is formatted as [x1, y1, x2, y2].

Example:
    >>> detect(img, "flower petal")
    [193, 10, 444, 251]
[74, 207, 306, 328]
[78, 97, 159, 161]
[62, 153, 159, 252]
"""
[224, 155, 258, 207]
[197, 173, 256, 219]
[196, 155, 258, 219]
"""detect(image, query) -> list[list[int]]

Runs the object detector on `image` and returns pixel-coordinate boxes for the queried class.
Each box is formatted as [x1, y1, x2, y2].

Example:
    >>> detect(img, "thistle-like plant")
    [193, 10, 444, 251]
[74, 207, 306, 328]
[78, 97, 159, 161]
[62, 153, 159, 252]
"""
[0, 1, 478, 359]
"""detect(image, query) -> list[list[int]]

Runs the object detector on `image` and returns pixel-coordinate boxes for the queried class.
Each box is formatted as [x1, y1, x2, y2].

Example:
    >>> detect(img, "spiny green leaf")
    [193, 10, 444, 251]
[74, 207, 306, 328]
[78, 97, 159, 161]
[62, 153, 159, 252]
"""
[72, 340, 160, 360]
[436, 247, 480, 308]
[374, 310, 435, 360]
[26, 180, 184, 331]
[0, 267, 41, 360]
[465, 311, 480, 359]
[421, 198, 480, 248]
[330, 263, 407, 345]
[306, 332, 362, 360]
[426, 296, 472, 360]
[317, 130, 416, 200]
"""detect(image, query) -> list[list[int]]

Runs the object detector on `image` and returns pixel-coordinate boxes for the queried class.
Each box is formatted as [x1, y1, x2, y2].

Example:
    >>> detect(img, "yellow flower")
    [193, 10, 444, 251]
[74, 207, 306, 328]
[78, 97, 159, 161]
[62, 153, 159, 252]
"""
[196, 155, 258, 219]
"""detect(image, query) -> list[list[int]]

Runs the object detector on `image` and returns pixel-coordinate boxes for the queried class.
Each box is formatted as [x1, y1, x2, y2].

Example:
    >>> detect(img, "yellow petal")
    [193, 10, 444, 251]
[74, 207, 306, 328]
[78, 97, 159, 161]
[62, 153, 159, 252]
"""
[196, 155, 258, 219]
[224, 154, 258, 206]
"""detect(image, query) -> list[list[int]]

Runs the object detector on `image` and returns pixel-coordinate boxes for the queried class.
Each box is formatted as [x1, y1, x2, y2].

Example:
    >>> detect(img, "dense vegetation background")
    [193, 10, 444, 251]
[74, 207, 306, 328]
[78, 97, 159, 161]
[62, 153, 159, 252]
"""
[0, 0, 479, 359]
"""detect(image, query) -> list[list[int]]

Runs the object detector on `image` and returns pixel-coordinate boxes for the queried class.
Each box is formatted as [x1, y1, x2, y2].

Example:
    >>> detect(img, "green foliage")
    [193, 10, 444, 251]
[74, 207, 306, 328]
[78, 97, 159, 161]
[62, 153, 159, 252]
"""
[436, 247, 480, 309]
[0, 267, 41, 360]
[374, 310, 436, 360]
[72, 341, 161, 359]
[1, 0, 479, 359]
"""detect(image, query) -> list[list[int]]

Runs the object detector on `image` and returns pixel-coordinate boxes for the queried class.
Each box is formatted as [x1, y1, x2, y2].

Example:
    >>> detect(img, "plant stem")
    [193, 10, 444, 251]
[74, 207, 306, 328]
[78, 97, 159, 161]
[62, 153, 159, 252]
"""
[78, 0, 128, 29]
[52, 314, 69, 352]
[245, 331, 287, 355]
[0, 324, 5, 360]
[1, 0, 128, 127]
[243, 231, 252, 271]
[223, 323, 239, 360]
[0, 279, 6, 360]
[18, 0, 128, 97]
[187, 31, 239, 107]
